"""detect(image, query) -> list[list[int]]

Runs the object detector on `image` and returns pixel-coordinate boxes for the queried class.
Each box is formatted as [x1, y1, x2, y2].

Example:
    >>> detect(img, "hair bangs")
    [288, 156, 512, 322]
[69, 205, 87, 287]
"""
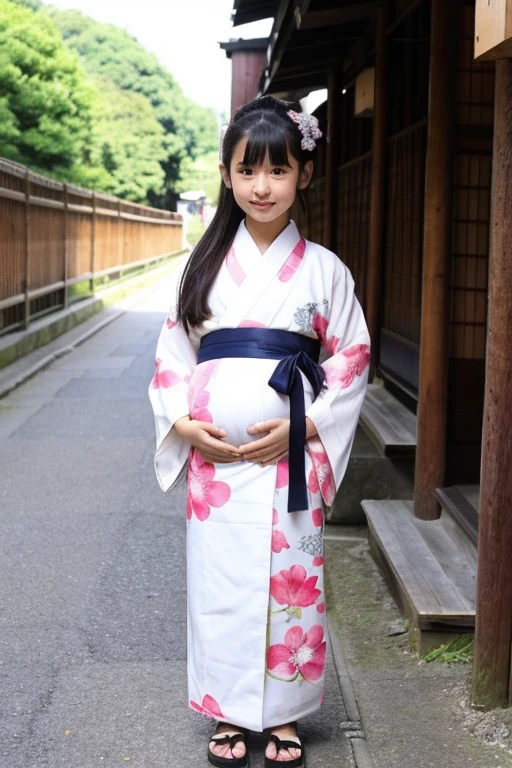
[241, 119, 291, 167]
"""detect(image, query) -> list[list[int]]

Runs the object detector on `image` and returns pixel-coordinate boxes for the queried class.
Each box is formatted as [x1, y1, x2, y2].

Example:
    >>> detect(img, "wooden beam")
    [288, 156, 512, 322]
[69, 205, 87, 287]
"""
[300, 3, 375, 30]
[472, 57, 512, 711]
[265, 0, 312, 91]
[269, 71, 329, 93]
[413, 0, 457, 520]
[323, 69, 341, 252]
[365, 3, 387, 377]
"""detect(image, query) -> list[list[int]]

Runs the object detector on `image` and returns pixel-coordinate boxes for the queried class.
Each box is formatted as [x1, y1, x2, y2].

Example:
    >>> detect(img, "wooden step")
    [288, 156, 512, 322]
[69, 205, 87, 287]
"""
[362, 500, 476, 651]
[359, 384, 417, 457]
[435, 486, 479, 547]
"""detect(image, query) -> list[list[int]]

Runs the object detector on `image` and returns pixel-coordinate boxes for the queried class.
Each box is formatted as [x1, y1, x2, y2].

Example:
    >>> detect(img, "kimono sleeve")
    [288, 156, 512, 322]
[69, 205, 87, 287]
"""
[305, 265, 370, 506]
[148, 279, 196, 492]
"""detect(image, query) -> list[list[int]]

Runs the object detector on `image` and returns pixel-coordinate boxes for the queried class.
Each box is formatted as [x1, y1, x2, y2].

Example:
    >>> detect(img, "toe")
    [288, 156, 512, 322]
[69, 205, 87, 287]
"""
[231, 742, 246, 759]
[265, 741, 278, 759]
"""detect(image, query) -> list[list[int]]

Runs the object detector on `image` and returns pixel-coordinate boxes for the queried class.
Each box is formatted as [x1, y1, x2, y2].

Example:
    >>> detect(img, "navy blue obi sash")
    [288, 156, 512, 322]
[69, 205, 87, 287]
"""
[197, 328, 326, 513]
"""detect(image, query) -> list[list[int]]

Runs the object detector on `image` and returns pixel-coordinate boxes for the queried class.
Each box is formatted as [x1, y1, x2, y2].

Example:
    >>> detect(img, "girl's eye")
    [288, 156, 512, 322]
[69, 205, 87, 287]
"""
[240, 168, 253, 176]
[271, 168, 285, 176]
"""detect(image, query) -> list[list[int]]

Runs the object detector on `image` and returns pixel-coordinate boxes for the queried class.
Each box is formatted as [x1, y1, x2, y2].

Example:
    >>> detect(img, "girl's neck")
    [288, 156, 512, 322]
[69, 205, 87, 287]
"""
[244, 214, 291, 254]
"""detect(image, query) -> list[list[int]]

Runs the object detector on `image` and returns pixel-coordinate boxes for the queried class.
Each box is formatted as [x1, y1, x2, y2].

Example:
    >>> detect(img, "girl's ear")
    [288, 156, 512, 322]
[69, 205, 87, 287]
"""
[219, 162, 231, 189]
[298, 160, 313, 190]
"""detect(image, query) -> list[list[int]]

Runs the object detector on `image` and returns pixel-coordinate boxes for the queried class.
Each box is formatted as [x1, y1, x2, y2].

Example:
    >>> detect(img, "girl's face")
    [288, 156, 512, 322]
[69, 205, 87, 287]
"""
[220, 137, 313, 232]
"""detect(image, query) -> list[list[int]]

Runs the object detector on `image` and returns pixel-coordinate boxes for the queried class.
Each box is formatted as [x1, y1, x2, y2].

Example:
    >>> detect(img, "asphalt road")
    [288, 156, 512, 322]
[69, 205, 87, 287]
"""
[0, 278, 353, 768]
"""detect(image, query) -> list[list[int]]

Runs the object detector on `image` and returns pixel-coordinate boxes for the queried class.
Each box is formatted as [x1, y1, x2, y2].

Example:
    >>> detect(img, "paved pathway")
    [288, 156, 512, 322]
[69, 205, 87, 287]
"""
[0, 279, 353, 768]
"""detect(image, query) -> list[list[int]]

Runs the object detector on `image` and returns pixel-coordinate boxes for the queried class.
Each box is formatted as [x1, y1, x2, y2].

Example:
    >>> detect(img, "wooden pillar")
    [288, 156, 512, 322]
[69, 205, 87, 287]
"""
[63, 184, 69, 308]
[472, 58, 512, 710]
[90, 192, 96, 294]
[413, 0, 457, 520]
[323, 69, 341, 252]
[23, 169, 30, 328]
[365, 3, 387, 377]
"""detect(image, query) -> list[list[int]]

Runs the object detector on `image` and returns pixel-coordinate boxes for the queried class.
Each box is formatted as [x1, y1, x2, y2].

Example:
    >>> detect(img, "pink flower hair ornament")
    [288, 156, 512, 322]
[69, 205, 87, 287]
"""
[287, 110, 323, 151]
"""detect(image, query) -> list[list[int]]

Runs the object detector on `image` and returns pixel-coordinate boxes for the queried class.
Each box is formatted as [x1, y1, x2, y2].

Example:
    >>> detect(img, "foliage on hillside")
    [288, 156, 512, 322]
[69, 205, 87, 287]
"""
[1, 0, 220, 207]
[0, 0, 96, 176]
[45, 6, 219, 207]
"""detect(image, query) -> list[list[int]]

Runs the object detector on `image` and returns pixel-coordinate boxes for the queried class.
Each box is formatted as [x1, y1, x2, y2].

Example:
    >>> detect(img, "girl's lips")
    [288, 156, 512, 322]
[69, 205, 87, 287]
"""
[250, 201, 274, 208]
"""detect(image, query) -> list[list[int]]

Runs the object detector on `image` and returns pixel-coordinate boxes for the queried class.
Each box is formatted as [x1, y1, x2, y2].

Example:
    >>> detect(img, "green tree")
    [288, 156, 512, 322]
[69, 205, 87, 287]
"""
[45, 7, 219, 207]
[177, 151, 221, 205]
[0, 0, 96, 175]
[88, 78, 166, 202]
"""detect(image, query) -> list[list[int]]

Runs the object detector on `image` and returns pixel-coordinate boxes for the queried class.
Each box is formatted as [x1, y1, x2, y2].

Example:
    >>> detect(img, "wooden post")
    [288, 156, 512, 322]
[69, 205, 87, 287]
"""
[413, 0, 457, 520]
[63, 184, 69, 308]
[118, 199, 124, 279]
[365, 2, 387, 377]
[90, 192, 96, 294]
[472, 58, 512, 710]
[323, 68, 341, 252]
[23, 169, 30, 328]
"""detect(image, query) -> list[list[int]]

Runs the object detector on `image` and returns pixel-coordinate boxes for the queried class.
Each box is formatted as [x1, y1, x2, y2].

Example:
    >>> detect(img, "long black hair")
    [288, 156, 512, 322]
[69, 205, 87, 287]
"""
[177, 95, 318, 333]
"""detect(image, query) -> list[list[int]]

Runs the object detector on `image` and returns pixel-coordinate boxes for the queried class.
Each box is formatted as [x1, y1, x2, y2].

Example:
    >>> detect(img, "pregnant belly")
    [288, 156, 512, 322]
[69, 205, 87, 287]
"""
[189, 358, 312, 448]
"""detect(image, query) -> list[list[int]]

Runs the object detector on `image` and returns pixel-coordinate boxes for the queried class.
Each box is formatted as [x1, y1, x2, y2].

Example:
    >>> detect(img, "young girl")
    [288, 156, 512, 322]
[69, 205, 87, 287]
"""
[149, 95, 370, 767]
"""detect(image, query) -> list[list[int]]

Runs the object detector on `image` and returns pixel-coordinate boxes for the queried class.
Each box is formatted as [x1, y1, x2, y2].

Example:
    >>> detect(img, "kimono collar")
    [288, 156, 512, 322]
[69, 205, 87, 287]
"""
[235, 219, 302, 264]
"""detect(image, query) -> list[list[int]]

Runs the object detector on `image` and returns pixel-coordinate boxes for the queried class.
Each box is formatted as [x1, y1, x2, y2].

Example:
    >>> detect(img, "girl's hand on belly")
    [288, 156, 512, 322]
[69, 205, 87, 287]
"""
[174, 417, 241, 464]
[238, 418, 290, 466]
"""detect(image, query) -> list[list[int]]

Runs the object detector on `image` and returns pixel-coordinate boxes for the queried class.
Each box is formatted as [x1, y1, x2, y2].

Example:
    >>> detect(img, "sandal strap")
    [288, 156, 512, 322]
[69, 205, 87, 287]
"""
[210, 733, 246, 748]
[268, 734, 302, 753]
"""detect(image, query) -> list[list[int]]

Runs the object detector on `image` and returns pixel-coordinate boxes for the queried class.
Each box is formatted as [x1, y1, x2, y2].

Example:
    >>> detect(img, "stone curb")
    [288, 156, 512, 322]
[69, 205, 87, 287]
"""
[327, 615, 376, 768]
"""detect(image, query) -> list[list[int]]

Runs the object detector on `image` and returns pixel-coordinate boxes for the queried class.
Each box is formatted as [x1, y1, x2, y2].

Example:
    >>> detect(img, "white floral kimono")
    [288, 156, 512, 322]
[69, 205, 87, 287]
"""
[149, 219, 370, 732]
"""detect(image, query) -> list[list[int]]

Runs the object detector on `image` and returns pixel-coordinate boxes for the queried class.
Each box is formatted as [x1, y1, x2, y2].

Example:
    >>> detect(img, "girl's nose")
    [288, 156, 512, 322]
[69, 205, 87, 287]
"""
[253, 173, 270, 196]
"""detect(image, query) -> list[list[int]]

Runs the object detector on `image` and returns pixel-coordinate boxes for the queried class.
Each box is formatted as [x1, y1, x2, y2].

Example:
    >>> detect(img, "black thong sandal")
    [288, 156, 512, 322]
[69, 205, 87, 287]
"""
[207, 729, 249, 768]
[264, 726, 305, 768]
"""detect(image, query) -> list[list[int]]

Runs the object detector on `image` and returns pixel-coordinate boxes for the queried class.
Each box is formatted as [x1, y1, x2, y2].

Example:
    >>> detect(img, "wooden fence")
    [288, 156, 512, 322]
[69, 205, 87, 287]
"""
[0, 159, 183, 335]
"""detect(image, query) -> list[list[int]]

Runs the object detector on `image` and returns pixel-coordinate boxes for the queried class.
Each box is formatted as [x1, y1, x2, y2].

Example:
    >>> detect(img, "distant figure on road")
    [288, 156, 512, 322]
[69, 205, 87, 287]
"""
[149, 95, 370, 768]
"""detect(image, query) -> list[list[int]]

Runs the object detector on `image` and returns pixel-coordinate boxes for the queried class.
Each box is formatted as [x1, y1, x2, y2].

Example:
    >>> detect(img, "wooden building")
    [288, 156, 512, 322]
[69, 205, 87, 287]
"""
[230, 0, 512, 709]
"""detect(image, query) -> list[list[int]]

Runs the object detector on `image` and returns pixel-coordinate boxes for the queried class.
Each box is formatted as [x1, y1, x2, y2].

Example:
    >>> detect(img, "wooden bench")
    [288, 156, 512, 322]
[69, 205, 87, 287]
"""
[359, 384, 417, 457]
[362, 499, 476, 653]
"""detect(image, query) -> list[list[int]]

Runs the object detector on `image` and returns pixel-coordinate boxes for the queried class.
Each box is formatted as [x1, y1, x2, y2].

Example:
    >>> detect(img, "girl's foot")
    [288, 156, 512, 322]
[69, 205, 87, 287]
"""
[208, 722, 248, 765]
[265, 723, 302, 763]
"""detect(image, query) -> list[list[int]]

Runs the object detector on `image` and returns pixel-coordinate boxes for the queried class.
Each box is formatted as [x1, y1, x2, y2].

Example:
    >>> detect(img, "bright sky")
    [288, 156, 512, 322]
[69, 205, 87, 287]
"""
[43, 0, 273, 116]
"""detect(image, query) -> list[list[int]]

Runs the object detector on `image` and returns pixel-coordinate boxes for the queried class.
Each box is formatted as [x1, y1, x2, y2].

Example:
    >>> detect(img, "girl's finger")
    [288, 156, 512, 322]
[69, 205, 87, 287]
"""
[238, 435, 275, 453]
[202, 434, 240, 454]
[244, 445, 287, 462]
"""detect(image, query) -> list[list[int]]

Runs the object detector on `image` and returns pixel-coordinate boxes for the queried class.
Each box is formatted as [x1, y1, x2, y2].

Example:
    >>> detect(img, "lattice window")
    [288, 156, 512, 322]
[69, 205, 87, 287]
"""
[450, 6, 494, 360]
[336, 153, 372, 309]
[383, 121, 427, 345]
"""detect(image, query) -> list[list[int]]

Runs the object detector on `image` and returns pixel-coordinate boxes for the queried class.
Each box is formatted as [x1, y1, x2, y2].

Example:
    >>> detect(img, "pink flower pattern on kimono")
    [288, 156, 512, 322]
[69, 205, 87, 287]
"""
[267, 625, 326, 683]
[324, 343, 371, 390]
[271, 506, 290, 553]
[187, 449, 231, 522]
[272, 529, 291, 554]
[276, 459, 289, 489]
[188, 361, 219, 422]
[190, 694, 225, 718]
[312, 508, 323, 527]
[166, 316, 178, 330]
[311, 311, 340, 356]
[150, 358, 188, 389]
[307, 442, 336, 506]
[270, 564, 321, 609]
[278, 238, 306, 282]
[239, 319, 267, 328]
